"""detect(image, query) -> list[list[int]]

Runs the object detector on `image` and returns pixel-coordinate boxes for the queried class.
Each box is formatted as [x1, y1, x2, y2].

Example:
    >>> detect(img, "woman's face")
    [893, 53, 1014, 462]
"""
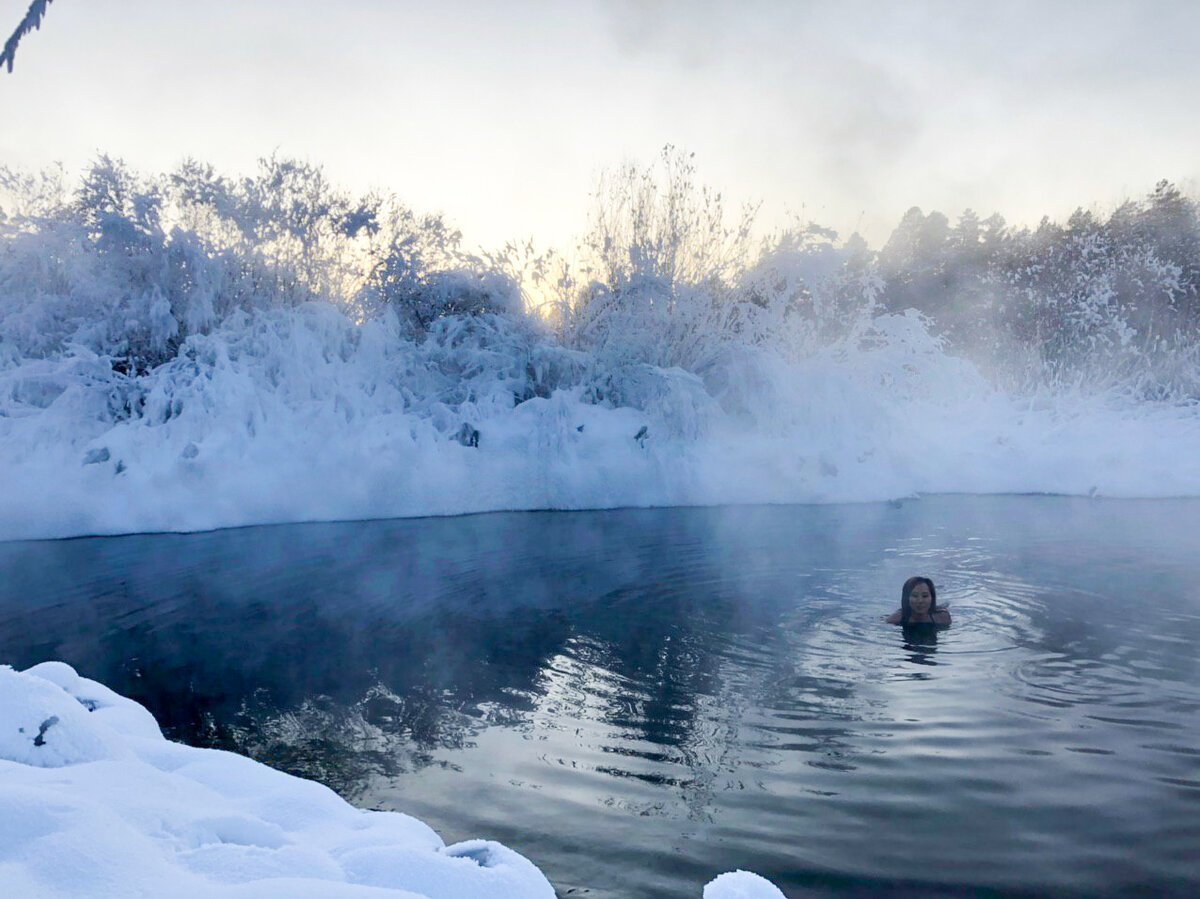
[908, 582, 933, 615]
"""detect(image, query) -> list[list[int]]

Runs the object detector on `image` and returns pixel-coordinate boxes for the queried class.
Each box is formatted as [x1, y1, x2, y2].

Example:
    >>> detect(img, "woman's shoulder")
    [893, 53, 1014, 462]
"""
[886, 610, 903, 624]
[932, 607, 952, 623]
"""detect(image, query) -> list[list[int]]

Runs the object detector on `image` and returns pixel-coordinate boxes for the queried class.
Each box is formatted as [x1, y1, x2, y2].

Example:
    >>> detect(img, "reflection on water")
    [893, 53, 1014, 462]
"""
[900, 623, 941, 669]
[2, 498, 1200, 898]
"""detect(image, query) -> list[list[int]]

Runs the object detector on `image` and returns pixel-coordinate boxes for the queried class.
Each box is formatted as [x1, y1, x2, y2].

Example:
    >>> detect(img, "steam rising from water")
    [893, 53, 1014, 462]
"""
[4, 499, 1197, 896]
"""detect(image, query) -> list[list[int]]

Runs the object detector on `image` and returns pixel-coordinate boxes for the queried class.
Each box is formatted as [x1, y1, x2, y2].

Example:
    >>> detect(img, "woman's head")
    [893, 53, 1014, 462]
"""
[901, 576, 938, 621]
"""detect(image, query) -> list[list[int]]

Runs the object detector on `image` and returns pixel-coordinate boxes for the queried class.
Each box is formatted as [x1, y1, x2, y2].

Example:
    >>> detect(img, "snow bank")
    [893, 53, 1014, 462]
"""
[0, 662, 555, 897]
[2, 305, 1198, 542]
[0, 663, 782, 898]
[703, 871, 787, 898]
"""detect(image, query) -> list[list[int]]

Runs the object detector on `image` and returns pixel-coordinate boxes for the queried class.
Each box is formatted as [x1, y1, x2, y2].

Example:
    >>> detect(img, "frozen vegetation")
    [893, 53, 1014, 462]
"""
[2, 151, 1198, 541]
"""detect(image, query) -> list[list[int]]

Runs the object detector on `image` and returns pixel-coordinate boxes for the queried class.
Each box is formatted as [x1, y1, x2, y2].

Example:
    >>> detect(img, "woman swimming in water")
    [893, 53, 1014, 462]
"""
[887, 576, 951, 625]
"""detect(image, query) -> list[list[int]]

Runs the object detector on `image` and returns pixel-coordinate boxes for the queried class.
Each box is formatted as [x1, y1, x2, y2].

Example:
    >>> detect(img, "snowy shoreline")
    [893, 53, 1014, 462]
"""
[0, 662, 783, 898]
[4, 155, 1200, 542]
[4, 306, 1199, 544]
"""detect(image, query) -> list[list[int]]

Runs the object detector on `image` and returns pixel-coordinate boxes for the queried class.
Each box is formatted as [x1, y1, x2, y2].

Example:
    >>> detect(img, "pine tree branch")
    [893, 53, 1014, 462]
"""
[2, 0, 56, 74]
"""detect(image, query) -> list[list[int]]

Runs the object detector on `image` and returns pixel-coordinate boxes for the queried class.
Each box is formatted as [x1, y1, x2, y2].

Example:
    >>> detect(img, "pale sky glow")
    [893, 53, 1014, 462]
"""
[3, 0, 1200, 251]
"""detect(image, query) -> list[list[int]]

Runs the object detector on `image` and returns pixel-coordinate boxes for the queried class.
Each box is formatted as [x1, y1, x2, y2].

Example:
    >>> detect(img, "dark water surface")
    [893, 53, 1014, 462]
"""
[2, 497, 1199, 898]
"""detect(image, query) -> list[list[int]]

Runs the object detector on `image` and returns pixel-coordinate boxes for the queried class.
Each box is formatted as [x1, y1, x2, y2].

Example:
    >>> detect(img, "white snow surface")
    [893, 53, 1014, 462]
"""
[2, 305, 1197, 542]
[703, 871, 788, 898]
[0, 662, 783, 897]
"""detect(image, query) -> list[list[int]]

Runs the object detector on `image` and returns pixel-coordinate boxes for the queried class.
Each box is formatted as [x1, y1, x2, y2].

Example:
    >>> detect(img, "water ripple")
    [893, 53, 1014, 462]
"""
[3, 497, 1200, 897]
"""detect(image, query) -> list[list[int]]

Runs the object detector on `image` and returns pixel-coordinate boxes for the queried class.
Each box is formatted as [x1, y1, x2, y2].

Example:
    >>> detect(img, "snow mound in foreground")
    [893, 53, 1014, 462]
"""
[0, 663, 783, 898]
[704, 870, 788, 898]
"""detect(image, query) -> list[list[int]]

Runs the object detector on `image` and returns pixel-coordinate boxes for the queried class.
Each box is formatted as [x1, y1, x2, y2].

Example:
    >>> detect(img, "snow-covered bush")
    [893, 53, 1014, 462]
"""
[552, 147, 885, 433]
[0, 155, 518, 379]
[740, 227, 884, 358]
[875, 186, 1200, 400]
[562, 147, 756, 373]
[994, 215, 1195, 397]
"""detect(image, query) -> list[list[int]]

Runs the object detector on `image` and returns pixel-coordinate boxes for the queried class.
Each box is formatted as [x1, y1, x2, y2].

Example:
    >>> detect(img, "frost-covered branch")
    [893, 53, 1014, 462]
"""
[1, 0, 56, 73]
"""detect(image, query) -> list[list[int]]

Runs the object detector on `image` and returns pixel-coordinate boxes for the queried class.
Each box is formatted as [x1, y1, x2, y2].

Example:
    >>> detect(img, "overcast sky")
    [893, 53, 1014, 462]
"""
[3, 0, 1199, 251]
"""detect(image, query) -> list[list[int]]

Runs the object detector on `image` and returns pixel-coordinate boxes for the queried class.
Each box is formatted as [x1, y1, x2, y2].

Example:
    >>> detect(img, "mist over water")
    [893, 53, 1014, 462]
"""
[3, 498, 1198, 897]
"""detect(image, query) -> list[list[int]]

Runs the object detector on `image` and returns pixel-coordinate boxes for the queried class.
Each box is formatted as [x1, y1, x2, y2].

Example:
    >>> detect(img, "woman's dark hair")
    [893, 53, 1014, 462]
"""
[900, 576, 939, 623]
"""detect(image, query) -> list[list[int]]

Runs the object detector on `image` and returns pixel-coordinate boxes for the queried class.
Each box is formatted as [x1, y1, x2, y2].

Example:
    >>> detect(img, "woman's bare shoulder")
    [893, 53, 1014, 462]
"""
[932, 608, 952, 623]
[885, 610, 903, 624]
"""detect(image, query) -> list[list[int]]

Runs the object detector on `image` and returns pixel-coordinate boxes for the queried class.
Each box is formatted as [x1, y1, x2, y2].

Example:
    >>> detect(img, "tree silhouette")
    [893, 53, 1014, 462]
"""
[1, 0, 56, 74]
